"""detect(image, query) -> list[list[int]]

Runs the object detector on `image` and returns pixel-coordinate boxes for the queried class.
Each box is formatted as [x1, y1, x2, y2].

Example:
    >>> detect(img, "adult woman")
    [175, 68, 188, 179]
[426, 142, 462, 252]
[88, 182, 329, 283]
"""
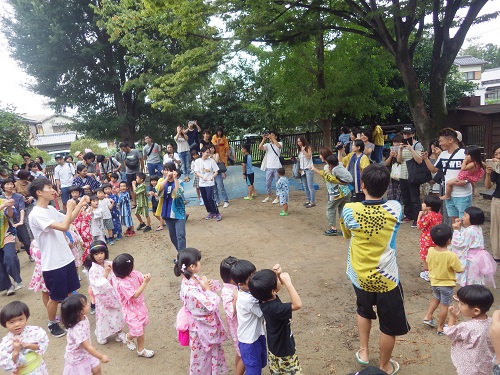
[297, 137, 315, 208]
[339, 140, 370, 202]
[209, 144, 229, 208]
[174, 125, 191, 182]
[211, 127, 230, 167]
[396, 125, 424, 227]
[14, 170, 35, 239]
[485, 143, 500, 260]
[194, 146, 221, 221]
[35, 156, 46, 175]
[360, 130, 375, 161]
[200, 129, 211, 150]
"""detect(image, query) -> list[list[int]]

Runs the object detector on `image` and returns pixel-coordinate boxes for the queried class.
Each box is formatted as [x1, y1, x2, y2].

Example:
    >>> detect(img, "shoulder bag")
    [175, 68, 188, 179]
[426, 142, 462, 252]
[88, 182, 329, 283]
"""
[407, 142, 432, 185]
[292, 157, 301, 178]
[433, 148, 461, 186]
[270, 143, 285, 167]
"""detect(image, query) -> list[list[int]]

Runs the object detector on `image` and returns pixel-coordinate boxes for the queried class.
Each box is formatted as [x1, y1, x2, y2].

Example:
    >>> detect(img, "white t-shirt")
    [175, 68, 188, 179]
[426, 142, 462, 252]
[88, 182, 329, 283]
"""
[163, 152, 180, 166]
[194, 158, 219, 187]
[54, 163, 75, 188]
[436, 148, 472, 197]
[236, 290, 265, 344]
[264, 142, 283, 169]
[29, 206, 75, 271]
[175, 136, 190, 153]
[98, 198, 112, 220]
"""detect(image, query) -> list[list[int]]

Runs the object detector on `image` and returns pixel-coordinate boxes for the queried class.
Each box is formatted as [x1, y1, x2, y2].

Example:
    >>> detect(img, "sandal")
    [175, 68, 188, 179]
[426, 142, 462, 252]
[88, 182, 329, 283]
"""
[155, 226, 164, 231]
[386, 359, 400, 374]
[125, 334, 137, 351]
[355, 348, 369, 365]
[137, 348, 155, 358]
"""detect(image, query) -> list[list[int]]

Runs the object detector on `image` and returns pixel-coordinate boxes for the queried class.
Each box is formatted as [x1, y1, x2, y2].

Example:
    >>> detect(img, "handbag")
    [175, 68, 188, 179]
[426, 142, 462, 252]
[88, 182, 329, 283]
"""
[292, 158, 301, 178]
[390, 162, 401, 180]
[406, 142, 431, 185]
[176, 305, 193, 347]
[217, 161, 227, 173]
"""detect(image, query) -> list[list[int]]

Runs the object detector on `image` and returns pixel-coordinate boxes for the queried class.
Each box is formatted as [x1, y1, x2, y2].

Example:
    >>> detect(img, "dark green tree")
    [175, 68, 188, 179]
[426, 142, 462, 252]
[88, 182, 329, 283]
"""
[461, 43, 500, 69]
[0, 106, 30, 160]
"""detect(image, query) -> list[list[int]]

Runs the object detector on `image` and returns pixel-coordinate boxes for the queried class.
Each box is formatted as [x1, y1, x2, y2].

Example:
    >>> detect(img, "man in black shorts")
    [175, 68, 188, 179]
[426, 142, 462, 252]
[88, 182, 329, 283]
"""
[28, 178, 90, 337]
[340, 164, 410, 374]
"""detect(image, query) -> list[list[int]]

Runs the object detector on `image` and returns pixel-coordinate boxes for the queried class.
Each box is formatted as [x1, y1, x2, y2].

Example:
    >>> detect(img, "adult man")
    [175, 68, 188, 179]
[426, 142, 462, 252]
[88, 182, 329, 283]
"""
[0, 196, 22, 296]
[259, 130, 282, 204]
[119, 142, 142, 206]
[142, 135, 163, 178]
[1, 178, 32, 262]
[82, 152, 97, 178]
[54, 154, 75, 211]
[28, 178, 90, 337]
[96, 154, 121, 181]
[423, 128, 471, 221]
[340, 163, 410, 375]
[20, 153, 31, 170]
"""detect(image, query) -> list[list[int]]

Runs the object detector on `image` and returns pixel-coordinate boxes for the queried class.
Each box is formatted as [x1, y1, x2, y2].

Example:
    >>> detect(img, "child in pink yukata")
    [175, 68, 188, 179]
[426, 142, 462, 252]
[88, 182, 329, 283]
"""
[61, 294, 109, 375]
[112, 253, 154, 358]
[444, 285, 495, 375]
[28, 240, 50, 309]
[220, 256, 245, 375]
[175, 248, 227, 375]
[0, 301, 49, 375]
[87, 241, 127, 347]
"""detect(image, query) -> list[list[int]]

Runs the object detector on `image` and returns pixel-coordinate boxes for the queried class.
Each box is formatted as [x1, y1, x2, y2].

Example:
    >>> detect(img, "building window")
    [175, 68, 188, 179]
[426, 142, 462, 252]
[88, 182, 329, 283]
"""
[462, 71, 475, 80]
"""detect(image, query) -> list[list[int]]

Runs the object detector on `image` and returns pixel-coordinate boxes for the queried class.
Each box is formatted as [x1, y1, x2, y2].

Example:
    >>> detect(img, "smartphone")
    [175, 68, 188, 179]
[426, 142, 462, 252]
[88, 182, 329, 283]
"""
[486, 159, 500, 173]
[390, 146, 399, 153]
[402, 138, 410, 145]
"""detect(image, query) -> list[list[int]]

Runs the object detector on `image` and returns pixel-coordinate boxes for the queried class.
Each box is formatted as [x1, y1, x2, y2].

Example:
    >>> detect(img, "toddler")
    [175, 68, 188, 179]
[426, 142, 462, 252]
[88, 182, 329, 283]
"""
[249, 264, 303, 374]
[276, 168, 289, 216]
[132, 172, 151, 232]
[423, 224, 463, 335]
[61, 294, 109, 374]
[117, 181, 135, 237]
[416, 195, 443, 281]
[108, 173, 120, 194]
[88, 195, 106, 242]
[442, 145, 485, 200]
[220, 256, 244, 375]
[445, 285, 494, 375]
[242, 144, 256, 200]
[112, 253, 154, 358]
[451, 206, 497, 287]
[0, 301, 49, 374]
[96, 187, 115, 245]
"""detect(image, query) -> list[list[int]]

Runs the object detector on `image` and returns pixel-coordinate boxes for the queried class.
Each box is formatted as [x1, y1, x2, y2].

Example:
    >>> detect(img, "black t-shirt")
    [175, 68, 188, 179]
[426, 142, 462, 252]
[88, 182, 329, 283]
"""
[259, 296, 295, 357]
[186, 128, 199, 148]
[200, 139, 211, 150]
[491, 171, 500, 199]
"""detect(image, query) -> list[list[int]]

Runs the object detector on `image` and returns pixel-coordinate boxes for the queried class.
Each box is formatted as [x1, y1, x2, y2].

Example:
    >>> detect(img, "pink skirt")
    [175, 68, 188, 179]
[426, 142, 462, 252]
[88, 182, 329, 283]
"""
[63, 355, 100, 375]
[467, 249, 497, 288]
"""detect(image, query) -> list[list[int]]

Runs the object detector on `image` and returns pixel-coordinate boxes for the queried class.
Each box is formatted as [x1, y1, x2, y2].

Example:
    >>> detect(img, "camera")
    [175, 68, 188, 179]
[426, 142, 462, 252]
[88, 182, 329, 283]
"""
[262, 130, 270, 136]
[336, 144, 344, 151]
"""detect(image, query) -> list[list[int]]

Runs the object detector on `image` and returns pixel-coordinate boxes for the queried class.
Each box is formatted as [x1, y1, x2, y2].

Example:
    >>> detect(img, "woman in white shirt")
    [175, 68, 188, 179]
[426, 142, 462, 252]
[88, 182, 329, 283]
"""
[298, 137, 315, 207]
[175, 126, 191, 182]
[194, 146, 221, 221]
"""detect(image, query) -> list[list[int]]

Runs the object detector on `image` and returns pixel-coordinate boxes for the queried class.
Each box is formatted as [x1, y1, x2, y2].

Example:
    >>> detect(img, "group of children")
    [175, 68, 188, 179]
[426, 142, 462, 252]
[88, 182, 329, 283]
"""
[174, 248, 302, 375]
[0, 243, 154, 374]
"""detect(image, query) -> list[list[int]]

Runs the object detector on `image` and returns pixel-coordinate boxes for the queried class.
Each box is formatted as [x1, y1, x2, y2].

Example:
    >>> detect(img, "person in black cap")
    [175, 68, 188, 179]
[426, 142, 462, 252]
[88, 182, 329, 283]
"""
[54, 154, 75, 211]
[396, 125, 425, 227]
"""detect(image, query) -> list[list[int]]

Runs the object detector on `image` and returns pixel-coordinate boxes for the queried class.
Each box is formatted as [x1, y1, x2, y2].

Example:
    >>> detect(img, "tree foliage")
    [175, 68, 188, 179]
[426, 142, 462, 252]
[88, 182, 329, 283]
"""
[8, 148, 53, 167]
[0, 106, 30, 160]
[69, 138, 107, 157]
[461, 43, 500, 69]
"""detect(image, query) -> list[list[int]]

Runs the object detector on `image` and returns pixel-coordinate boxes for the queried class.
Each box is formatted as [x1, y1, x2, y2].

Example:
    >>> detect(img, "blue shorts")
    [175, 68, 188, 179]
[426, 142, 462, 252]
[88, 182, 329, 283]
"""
[60, 187, 70, 204]
[43, 261, 80, 301]
[239, 335, 267, 375]
[445, 195, 472, 218]
[432, 286, 454, 306]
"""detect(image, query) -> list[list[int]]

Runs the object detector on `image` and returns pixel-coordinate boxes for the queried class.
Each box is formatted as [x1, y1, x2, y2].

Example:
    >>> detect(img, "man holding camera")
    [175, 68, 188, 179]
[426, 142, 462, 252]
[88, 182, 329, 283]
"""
[259, 131, 282, 204]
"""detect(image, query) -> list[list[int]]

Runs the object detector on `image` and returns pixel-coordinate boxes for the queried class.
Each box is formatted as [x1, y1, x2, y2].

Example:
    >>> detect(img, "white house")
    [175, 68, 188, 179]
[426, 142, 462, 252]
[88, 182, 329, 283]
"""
[454, 56, 500, 105]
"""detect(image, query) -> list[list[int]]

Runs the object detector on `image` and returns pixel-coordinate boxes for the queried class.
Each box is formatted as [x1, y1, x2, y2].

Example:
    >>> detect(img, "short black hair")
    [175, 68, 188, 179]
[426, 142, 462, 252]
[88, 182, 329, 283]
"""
[22, 153, 31, 158]
[230, 259, 256, 285]
[341, 126, 350, 134]
[149, 175, 159, 182]
[61, 294, 87, 329]
[464, 206, 485, 225]
[76, 164, 87, 174]
[112, 253, 134, 279]
[96, 155, 105, 163]
[28, 178, 52, 199]
[0, 178, 15, 189]
[101, 183, 112, 190]
[28, 162, 41, 170]
[69, 185, 83, 194]
[423, 195, 442, 213]
[0, 301, 30, 327]
[110, 172, 119, 180]
[439, 128, 458, 143]
[360, 163, 389, 198]
[174, 248, 202, 279]
[89, 195, 99, 202]
[35, 156, 44, 164]
[354, 139, 365, 152]
[430, 224, 452, 247]
[163, 162, 177, 172]
[457, 285, 494, 314]
[220, 256, 239, 283]
[17, 170, 31, 180]
[89, 240, 109, 262]
[326, 154, 339, 167]
[119, 142, 129, 148]
[119, 181, 128, 187]
[83, 152, 95, 161]
[242, 144, 251, 153]
[248, 269, 277, 302]
[277, 168, 285, 176]
[200, 146, 209, 154]
[136, 172, 146, 181]
[95, 187, 104, 194]
[392, 134, 403, 144]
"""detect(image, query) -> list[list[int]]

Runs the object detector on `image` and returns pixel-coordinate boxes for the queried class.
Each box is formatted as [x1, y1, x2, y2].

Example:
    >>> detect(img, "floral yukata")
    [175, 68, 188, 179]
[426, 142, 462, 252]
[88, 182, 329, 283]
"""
[72, 207, 92, 262]
[417, 211, 443, 261]
[0, 326, 49, 375]
[114, 270, 149, 337]
[63, 317, 100, 375]
[221, 283, 240, 355]
[28, 241, 48, 293]
[89, 261, 124, 343]
[117, 192, 133, 228]
[180, 274, 227, 375]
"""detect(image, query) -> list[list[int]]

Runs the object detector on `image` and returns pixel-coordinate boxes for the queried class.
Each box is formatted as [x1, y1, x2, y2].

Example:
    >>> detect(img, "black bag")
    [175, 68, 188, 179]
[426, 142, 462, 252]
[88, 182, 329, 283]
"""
[433, 148, 461, 185]
[406, 142, 431, 185]
[217, 162, 227, 173]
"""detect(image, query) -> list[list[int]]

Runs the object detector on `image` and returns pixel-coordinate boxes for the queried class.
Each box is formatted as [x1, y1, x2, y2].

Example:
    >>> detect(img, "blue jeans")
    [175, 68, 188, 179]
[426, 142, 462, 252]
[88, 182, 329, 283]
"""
[119, 171, 127, 182]
[147, 162, 163, 178]
[60, 186, 70, 204]
[0, 242, 22, 291]
[445, 194, 472, 218]
[164, 218, 186, 251]
[213, 174, 229, 204]
[300, 169, 315, 203]
[179, 151, 190, 176]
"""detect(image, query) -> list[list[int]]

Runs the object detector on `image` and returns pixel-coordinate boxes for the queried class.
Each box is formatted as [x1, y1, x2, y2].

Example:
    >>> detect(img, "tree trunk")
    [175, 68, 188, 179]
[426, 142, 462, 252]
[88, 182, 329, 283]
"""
[315, 30, 332, 148]
[320, 118, 332, 149]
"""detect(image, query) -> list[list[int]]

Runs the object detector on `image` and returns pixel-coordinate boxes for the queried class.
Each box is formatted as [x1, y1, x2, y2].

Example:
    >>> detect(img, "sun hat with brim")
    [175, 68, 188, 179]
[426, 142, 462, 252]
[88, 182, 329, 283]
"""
[402, 125, 415, 134]
[74, 151, 82, 158]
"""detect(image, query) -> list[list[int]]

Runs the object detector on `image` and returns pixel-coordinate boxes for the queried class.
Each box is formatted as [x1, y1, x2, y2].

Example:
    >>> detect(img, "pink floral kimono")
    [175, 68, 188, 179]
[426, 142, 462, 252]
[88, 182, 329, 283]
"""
[180, 275, 227, 375]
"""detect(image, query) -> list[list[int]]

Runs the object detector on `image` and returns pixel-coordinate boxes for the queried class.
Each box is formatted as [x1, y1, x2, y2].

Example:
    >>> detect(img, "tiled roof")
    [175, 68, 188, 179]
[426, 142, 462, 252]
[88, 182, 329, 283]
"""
[454, 55, 487, 66]
[452, 103, 500, 115]
[32, 132, 78, 146]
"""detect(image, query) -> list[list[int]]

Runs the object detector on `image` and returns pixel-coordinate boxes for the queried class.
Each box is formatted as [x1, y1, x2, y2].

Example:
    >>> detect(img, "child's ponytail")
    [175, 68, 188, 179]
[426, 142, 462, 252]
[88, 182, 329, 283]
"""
[173, 248, 202, 279]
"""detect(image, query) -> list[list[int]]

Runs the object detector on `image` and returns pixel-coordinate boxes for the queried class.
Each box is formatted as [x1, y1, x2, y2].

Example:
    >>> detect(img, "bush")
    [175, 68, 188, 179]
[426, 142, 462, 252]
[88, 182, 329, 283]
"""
[8, 148, 53, 167]
[70, 138, 106, 156]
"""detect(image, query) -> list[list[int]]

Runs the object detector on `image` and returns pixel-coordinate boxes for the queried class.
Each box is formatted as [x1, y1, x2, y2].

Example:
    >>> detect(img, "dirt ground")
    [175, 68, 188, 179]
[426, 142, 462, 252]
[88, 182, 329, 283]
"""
[4, 169, 500, 375]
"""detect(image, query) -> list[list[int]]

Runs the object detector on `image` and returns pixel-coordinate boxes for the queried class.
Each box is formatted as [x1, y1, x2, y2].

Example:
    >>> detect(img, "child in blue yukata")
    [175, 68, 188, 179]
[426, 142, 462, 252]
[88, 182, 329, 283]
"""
[276, 168, 289, 216]
[117, 181, 135, 237]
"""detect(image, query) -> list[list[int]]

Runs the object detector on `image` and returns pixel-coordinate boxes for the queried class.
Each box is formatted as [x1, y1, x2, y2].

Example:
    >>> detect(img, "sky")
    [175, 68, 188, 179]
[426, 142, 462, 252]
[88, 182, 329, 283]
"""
[0, 1, 499, 117]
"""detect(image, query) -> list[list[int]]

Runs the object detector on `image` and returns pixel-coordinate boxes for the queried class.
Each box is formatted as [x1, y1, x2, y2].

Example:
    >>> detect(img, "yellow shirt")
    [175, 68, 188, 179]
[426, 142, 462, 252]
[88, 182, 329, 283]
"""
[426, 247, 463, 286]
[372, 125, 385, 146]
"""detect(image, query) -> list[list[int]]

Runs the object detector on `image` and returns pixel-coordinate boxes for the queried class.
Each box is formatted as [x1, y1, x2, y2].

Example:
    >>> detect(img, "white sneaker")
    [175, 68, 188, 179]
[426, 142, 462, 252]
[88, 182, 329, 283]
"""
[223, 202, 229, 208]
[420, 271, 430, 282]
[14, 282, 23, 291]
[262, 197, 271, 203]
[272, 198, 279, 204]
[6, 285, 16, 296]
[97, 338, 108, 345]
[199, 198, 204, 206]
